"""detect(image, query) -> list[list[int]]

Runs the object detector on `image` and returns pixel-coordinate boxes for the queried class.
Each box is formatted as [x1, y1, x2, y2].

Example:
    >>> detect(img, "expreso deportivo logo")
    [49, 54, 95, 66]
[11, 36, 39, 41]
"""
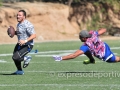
[49, 71, 120, 79]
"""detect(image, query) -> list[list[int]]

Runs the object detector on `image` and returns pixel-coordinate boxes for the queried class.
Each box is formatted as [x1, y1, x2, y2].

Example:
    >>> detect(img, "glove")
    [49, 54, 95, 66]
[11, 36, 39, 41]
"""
[53, 55, 62, 61]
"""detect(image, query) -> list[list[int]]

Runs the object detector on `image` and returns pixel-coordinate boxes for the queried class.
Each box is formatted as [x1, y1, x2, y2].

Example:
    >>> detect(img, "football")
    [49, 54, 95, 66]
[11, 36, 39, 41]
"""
[7, 26, 15, 38]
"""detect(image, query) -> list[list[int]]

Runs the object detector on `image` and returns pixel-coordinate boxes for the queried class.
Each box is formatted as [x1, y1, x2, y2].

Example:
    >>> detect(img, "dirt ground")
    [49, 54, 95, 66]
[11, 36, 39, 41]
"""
[0, 2, 120, 44]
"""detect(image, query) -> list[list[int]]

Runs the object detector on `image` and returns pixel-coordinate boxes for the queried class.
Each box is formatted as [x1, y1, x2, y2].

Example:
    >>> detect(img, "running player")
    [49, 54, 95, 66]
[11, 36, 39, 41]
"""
[53, 28, 120, 63]
[12, 10, 36, 75]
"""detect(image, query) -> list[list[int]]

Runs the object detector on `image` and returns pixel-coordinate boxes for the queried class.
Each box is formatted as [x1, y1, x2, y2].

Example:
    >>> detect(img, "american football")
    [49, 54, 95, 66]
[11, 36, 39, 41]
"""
[7, 26, 15, 38]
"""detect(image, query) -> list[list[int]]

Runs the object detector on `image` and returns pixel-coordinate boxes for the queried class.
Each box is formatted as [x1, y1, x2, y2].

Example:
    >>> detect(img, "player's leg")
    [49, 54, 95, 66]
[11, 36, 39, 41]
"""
[13, 45, 32, 61]
[104, 43, 120, 62]
[13, 44, 33, 65]
[105, 55, 120, 63]
[12, 44, 22, 71]
[84, 51, 95, 63]
[12, 44, 33, 74]
[115, 56, 120, 62]
[22, 45, 33, 68]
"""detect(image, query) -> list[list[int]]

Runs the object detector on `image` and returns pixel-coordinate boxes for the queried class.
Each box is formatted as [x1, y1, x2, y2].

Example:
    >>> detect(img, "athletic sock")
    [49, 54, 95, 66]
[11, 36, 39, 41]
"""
[14, 60, 22, 71]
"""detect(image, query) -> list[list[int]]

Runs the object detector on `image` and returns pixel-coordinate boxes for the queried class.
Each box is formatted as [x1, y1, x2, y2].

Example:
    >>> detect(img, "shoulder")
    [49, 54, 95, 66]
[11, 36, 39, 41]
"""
[24, 20, 34, 27]
[80, 44, 89, 49]
[80, 44, 89, 53]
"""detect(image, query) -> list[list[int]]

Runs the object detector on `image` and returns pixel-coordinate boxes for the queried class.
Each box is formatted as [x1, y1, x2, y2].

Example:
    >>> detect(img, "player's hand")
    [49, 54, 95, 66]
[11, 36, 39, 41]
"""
[53, 55, 62, 61]
[18, 40, 26, 46]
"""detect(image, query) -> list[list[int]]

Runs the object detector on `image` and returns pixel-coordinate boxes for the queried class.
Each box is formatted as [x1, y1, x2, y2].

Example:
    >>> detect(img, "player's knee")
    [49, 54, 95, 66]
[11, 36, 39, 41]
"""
[12, 51, 21, 61]
[114, 56, 120, 62]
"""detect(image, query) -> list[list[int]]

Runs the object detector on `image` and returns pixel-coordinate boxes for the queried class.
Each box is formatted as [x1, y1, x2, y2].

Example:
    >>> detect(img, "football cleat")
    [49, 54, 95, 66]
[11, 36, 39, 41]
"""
[23, 56, 32, 68]
[83, 59, 95, 64]
[11, 70, 24, 75]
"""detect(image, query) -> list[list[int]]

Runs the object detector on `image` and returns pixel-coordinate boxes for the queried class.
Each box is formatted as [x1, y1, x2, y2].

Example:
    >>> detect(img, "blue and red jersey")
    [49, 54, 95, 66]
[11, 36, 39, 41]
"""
[80, 31, 115, 62]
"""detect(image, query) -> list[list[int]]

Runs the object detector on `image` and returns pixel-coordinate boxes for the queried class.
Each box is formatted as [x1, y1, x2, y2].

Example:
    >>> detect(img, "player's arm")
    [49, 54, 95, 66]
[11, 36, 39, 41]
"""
[26, 26, 36, 42]
[18, 34, 36, 46]
[53, 45, 89, 61]
[26, 34, 36, 42]
[98, 28, 106, 35]
[62, 50, 84, 60]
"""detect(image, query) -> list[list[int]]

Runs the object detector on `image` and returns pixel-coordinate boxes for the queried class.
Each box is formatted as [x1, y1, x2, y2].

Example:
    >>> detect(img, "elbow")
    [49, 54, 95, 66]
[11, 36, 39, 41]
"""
[34, 34, 36, 39]
[98, 28, 107, 35]
[101, 28, 106, 33]
[35, 35, 37, 38]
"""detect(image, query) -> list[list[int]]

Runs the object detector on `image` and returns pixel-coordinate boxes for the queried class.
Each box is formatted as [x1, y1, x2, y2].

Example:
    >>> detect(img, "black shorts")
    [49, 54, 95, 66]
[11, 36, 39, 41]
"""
[13, 43, 33, 61]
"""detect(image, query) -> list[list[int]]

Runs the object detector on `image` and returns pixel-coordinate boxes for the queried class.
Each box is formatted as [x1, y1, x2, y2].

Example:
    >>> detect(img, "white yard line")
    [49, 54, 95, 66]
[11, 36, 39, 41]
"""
[0, 84, 119, 87]
[111, 47, 120, 49]
[0, 46, 120, 57]
[0, 60, 6, 63]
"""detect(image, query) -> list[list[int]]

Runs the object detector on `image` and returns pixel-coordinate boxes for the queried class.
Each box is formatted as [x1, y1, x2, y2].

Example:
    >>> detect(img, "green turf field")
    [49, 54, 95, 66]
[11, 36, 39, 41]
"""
[0, 40, 120, 90]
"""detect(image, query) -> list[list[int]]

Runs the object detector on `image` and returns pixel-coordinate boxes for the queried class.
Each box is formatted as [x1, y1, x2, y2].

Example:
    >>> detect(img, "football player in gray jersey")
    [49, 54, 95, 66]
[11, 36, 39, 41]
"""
[12, 10, 36, 75]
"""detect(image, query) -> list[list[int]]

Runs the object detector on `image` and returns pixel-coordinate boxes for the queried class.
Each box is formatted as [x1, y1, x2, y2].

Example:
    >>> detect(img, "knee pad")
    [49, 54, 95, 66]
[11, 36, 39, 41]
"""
[12, 51, 21, 61]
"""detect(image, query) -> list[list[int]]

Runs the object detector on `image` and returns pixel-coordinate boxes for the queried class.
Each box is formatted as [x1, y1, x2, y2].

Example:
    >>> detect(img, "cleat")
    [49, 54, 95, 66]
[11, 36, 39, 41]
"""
[11, 70, 24, 75]
[23, 56, 32, 68]
[83, 60, 95, 64]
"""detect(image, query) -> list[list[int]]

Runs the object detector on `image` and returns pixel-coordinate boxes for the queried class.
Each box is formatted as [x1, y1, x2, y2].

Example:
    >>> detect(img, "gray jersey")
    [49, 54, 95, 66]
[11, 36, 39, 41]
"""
[16, 20, 35, 45]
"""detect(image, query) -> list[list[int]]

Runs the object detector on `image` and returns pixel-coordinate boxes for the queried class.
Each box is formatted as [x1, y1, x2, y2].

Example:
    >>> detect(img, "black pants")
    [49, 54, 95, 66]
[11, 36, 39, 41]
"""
[12, 43, 33, 70]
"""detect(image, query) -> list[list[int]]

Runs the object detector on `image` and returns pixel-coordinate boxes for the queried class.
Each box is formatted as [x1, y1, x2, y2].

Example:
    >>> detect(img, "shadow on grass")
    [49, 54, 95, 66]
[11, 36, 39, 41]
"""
[0, 73, 22, 75]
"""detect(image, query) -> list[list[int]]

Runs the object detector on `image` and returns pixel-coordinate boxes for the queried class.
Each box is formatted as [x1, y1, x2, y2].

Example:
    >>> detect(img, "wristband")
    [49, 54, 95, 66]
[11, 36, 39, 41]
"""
[61, 57, 62, 60]
[25, 40, 28, 43]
